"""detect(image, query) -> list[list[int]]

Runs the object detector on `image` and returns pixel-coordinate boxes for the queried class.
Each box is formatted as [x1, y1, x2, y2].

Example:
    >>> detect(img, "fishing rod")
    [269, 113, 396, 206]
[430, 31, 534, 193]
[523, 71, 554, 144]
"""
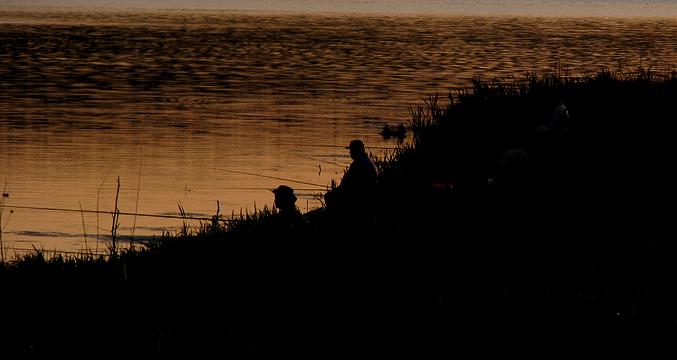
[221, 169, 329, 188]
[282, 151, 350, 169]
[8, 205, 218, 222]
[225, 186, 323, 192]
[296, 144, 400, 151]
[7, 191, 327, 222]
[6, 173, 330, 222]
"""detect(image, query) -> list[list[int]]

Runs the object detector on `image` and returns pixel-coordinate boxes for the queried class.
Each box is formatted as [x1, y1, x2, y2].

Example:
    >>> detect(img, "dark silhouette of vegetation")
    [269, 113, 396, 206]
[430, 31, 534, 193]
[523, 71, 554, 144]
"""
[2, 68, 676, 357]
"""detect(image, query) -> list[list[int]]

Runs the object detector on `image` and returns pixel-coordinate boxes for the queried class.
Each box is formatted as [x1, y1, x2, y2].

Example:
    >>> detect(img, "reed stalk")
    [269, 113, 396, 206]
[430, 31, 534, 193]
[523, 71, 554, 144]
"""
[110, 176, 121, 257]
[0, 193, 6, 264]
[131, 148, 142, 246]
[79, 201, 88, 255]
[97, 167, 114, 254]
[0, 182, 13, 264]
[178, 201, 188, 236]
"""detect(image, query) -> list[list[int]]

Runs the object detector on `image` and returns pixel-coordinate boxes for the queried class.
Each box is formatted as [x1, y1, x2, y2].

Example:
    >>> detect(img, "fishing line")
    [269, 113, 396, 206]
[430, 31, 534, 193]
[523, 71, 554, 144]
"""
[222, 169, 328, 188]
[296, 144, 399, 150]
[8, 205, 218, 222]
[283, 151, 350, 168]
[216, 186, 322, 191]
[6, 190, 327, 223]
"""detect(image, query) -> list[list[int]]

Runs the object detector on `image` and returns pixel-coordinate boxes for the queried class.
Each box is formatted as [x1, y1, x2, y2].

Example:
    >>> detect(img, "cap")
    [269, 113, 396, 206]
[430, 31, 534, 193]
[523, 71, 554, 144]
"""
[346, 139, 365, 150]
[272, 185, 297, 204]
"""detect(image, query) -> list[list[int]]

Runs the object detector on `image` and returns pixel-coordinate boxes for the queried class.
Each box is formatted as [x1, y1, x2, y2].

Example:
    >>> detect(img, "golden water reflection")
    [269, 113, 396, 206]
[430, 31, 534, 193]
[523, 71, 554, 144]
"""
[1, 9, 677, 253]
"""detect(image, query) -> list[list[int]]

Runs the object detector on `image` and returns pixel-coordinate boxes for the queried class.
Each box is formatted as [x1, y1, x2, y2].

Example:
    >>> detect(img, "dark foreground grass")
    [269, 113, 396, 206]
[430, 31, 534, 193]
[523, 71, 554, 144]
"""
[2, 68, 677, 357]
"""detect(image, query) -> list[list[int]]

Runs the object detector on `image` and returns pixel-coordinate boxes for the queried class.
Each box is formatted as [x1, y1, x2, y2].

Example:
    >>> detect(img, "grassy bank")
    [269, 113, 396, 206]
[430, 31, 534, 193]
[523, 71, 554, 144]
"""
[2, 68, 677, 357]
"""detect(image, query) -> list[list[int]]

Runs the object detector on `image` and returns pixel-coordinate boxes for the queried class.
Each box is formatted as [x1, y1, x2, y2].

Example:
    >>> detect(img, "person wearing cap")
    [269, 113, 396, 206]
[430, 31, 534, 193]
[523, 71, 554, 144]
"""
[340, 140, 378, 192]
[272, 185, 306, 229]
[324, 140, 378, 216]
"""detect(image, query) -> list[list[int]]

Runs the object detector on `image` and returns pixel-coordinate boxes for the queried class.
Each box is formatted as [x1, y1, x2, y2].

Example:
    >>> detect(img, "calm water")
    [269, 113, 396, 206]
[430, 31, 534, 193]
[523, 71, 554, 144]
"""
[1, 3, 677, 254]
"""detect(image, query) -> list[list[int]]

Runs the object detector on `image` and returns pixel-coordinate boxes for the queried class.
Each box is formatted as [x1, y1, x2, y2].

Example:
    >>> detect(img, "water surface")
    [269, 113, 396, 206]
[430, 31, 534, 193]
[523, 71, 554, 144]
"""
[1, 6, 676, 254]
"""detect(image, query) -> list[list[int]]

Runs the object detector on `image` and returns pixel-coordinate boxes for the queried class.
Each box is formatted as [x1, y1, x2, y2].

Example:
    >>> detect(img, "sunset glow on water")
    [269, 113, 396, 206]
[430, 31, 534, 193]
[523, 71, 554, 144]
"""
[1, 1, 676, 254]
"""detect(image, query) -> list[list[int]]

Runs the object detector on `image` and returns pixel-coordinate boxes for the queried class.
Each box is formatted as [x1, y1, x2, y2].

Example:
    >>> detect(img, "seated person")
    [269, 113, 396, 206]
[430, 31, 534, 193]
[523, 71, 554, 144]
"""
[272, 185, 306, 229]
[324, 140, 378, 213]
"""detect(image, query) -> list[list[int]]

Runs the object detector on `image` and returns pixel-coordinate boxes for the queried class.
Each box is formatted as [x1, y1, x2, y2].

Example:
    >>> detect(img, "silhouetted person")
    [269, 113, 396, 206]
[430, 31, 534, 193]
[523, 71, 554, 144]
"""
[545, 102, 569, 135]
[533, 103, 574, 229]
[324, 140, 378, 221]
[339, 140, 379, 193]
[272, 185, 306, 230]
[535, 102, 571, 174]
[497, 148, 532, 193]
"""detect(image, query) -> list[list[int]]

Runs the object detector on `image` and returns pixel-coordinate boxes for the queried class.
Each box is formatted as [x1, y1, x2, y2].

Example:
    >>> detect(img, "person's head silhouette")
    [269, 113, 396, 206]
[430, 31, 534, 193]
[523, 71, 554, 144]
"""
[346, 140, 367, 160]
[272, 185, 297, 210]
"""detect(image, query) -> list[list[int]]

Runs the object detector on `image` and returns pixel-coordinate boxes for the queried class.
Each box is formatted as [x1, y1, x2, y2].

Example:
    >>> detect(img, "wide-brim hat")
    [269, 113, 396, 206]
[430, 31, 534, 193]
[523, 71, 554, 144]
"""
[272, 185, 297, 204]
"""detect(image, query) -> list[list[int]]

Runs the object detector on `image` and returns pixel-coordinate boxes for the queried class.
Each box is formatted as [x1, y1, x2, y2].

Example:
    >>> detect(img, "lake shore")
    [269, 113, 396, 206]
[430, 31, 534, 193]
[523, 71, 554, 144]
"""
[2, 68, 676, 356]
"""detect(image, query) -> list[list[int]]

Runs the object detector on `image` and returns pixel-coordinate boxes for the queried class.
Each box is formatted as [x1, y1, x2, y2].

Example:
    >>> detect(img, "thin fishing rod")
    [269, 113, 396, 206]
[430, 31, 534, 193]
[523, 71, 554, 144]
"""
[222, 169, 328, 188]
[282, 152, 350, 169]
[7, 194, 326, 223]
[225, 186, 323, 191]
[9, 205, 218, 222]
[7, 186, 327, 222]
[297, 144, 400, 150]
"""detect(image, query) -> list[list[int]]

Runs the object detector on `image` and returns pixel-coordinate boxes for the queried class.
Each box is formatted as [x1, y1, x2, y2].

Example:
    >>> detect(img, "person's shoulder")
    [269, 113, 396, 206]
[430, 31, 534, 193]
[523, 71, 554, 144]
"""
[356, 154, 375, 164]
